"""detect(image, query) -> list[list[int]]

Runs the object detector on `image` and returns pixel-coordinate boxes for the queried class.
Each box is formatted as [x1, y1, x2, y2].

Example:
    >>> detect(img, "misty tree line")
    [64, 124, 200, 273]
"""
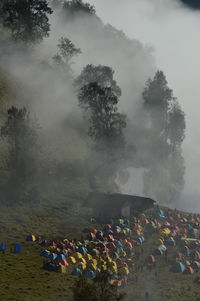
[0, 0, 185, 204]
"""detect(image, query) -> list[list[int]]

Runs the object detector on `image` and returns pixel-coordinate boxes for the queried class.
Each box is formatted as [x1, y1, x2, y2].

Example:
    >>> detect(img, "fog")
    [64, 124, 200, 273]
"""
[0, 0, 199, 210]
[86, 0, 200, 211]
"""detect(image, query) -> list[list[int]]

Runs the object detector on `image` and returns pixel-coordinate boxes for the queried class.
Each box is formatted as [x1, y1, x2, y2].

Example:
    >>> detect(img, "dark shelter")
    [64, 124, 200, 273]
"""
[86, 192, 156, 222]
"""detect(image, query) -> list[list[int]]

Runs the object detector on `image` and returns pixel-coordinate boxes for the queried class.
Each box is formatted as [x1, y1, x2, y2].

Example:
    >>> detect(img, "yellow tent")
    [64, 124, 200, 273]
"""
[75, 262, 87, 270]
[88, 263, 97, 271]
[73, 252, 83, 260]
[83, 253, 93, 262]
[59, 265, 67, 273]
[67, 256, 76, 264]
[134, 225, 143, 232]
[156, 238, 164, 245]
[48, 246, 56, 251]
[77, 257, 87, 265]
[119, 267, 129, 275]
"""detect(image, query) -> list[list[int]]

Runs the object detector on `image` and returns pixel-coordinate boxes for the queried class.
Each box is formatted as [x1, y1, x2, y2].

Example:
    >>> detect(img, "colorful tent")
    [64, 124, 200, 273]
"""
[48, 253, 57, 260]
[184, 266, 194, 274]
[0, 242, 6, 252]
[40, 250, 50, 258]
[170, 262, 185, 273]
[26, 235, 36, 242]
[14, 242, 21, 254]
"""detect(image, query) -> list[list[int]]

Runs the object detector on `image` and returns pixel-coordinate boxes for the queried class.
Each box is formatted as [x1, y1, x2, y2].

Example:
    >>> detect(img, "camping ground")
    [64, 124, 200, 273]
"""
[0, 201, 200, 301]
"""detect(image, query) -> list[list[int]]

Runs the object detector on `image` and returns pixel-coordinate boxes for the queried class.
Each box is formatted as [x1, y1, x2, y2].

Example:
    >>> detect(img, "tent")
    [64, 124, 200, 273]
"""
[78, 246, 87, 255]
[164, 239, 175, 246]
[0, 242, 6, 252]
[184, 266, 194, 274]
[84, 268, 96, 279]
[191, 261, 200, 270]
[146, 255, 156, 264]
[26, 235, 36, 242]
[71, 268, 82, 276]
[59, 265, 67, 273]
[170, 262, 185, 273]
[154, 244, 167, 255]
[48, 253, 57, 260]
[14, 242, 21, 254]
[57, 254, 66, 261]
[40, 250, 50, 258]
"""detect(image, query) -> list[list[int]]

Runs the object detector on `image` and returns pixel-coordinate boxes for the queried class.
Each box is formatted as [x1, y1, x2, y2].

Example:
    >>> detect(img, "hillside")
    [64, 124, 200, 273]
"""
[0, 202, 200, 301]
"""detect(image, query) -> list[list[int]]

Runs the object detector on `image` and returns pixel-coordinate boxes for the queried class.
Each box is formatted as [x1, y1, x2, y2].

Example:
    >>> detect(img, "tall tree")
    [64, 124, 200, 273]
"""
[76, 65, 126, 190]
[143, 70, 173, 137]
[0, 0, 53, 44]
[1, 106, 40, 200]
[78, 82, 126, 145]
[142, 70, 186, 204]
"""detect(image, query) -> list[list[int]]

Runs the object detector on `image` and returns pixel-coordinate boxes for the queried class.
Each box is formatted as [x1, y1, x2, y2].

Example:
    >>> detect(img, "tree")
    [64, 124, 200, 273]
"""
[1, 106, 40, 200]
[63, 0, 96, 16]
[0, 0, 53, 44]
[76, 66, 126, 191]
[78, 82, 126, 145]
[75, 64, 121, 98]
[142, 70, 186, 204]
[167, 100, 186, 149]
[53, 37, 81, 76]
[143, 70, 173, 136]
[72, 274, 126, 301]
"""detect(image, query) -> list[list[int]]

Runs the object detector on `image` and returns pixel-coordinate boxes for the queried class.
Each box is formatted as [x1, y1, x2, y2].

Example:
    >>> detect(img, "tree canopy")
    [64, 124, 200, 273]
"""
[75, 64, 121, 97]
[63, 0, 96, 16]
[78, 82, 126, 143]
[0, 0, 53, 44]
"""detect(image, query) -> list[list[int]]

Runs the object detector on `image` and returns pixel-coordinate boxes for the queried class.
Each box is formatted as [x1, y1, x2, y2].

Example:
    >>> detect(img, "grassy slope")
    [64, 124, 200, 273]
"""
[0, 201, 200, 301]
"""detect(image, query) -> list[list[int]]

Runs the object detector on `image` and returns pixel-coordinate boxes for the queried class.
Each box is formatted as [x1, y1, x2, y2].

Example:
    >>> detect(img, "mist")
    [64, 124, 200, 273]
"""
[0, 0, 198, 210]
[86, 0, 200, 211]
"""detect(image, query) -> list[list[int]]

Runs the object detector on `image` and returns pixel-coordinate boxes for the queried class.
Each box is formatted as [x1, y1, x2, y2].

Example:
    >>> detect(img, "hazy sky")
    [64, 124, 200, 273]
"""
[87, 0, 200, 210]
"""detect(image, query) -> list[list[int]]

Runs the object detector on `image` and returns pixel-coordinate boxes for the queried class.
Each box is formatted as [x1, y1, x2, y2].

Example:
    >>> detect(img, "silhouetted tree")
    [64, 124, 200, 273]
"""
[78, 82, 126, 145]
[142, 70, 186, 204]
[1, 106, 40, 200]
[167, 100, 186, 150]
[75, 64, 121, 98]
[0, 0, 53, 44]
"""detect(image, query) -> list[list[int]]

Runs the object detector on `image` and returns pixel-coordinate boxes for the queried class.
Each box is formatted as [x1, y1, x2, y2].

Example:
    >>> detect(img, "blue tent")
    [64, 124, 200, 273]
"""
[71, 268, 82, 276]
[170, 262, 185, 273]
[57, 254, 66, 261]
[85, 269, 95, 279]
[164, 240, 175, 246]
[116, 240, 123, 248]
[40, 250, 50, 258]
[48, 253, 57, 260]
[78, 247, 87, 255]
[14, 242, 21, 254]
[0, 242, 6, 252]
[137, 237, 144, 245]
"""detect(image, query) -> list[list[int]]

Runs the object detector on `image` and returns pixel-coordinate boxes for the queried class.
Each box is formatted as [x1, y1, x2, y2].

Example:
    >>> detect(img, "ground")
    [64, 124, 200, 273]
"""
[0, 201, 200, 301]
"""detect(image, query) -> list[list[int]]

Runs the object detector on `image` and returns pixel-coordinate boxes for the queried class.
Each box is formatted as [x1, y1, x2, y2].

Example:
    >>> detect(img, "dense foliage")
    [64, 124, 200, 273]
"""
[0, 0, 53, 43]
